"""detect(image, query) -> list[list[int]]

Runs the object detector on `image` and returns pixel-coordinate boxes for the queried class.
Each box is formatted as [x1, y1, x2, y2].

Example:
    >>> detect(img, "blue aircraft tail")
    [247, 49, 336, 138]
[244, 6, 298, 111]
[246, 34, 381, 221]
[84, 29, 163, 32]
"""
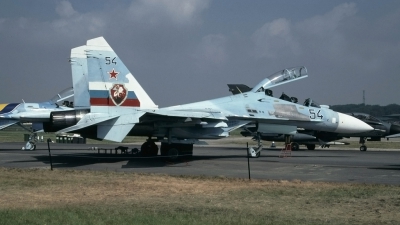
[84, 37, 158, 112]
[57, 37, 155, 142]
[70, 46, 90, 109]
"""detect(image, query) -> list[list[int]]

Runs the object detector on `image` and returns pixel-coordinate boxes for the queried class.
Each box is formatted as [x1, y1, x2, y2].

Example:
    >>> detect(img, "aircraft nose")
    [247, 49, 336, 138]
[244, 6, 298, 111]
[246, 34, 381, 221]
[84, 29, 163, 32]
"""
[389, 124, 400, 135]
[335, 112, 374, 133]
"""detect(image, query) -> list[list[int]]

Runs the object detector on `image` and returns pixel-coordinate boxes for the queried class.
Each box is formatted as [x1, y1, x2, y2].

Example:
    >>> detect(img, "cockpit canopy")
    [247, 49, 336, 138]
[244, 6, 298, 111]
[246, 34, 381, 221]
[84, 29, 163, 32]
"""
[252, 66, 308, 93]
[49, 87, 74, 104]
[279, 92, 298, 103]
[303, 98, 320, 108]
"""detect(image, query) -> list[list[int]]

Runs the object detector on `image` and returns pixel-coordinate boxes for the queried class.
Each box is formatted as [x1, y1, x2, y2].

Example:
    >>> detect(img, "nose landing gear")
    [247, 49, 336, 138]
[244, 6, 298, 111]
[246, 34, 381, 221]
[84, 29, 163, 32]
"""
[248, 132, 262, 158]
[359, 137, 367, 151]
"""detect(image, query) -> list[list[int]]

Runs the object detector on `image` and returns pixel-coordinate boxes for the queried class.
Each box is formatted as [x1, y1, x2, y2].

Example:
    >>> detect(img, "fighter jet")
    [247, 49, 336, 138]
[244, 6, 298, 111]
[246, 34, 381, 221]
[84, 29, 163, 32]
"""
[44, 37, 372, 158]
[228, 84, 397, 151]
[242, 109, 400, 151]
[0, 87, 74, 150]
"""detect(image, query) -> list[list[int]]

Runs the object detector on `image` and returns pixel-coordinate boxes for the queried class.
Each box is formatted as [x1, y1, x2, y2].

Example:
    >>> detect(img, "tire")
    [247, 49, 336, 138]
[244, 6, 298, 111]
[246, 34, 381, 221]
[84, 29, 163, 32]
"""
[306, 144, 316, 150]
[26, 142, 36, 151]
[291, 143, 300, 151]
[256, 151, 261, 158]
[360, 146, 367, 151]
[140, 141, 159, 156]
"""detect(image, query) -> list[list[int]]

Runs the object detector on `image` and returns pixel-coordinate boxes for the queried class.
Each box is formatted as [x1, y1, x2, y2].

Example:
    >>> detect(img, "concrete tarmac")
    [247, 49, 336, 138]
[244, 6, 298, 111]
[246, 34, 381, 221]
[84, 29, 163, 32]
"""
[0, 142, 399, 185]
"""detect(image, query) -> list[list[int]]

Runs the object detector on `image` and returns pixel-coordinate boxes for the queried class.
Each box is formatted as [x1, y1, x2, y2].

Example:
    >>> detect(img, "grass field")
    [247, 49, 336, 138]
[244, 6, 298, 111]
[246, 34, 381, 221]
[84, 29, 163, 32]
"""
[1, 129, 400, 224]
[0, 168, 400, 225]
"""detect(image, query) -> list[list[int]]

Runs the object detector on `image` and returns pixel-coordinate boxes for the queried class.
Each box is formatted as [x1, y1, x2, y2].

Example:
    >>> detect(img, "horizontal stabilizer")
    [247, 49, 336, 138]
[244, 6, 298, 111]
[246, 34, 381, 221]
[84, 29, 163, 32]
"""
[0, 120, 18, 130]
[97, 114, 142, 142]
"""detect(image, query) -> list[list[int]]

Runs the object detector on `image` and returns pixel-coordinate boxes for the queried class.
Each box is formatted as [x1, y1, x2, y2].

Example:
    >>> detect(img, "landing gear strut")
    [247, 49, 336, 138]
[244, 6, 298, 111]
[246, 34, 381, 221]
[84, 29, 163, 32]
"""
[139, 133, 196, 160]
[23, 132, 38, 151]
[248, 132, 262, 158]
[359, 137, 367, 151]
[17, 123, 39, 151]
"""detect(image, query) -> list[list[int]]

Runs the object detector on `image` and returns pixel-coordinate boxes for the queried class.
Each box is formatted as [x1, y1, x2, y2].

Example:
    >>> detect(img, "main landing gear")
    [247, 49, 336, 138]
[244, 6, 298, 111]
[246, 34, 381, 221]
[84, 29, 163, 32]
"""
[140, 139, 159, 157]
[139, 138, 194, 160]
[291, 142, 300, 151]
[359, 137, 367, 151]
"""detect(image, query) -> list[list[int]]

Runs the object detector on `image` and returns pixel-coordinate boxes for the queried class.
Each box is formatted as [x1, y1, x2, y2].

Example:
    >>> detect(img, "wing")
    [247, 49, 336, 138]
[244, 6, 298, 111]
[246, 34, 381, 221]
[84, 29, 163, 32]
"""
[386, 133, 400, 138]
[0, 120, 18, 130]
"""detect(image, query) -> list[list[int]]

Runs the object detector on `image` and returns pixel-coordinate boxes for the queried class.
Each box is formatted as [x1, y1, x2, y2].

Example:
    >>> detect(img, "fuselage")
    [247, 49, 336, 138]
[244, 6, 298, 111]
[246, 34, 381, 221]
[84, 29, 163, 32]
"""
[164, 91, 372, 134]
[0, 102, 71, 122]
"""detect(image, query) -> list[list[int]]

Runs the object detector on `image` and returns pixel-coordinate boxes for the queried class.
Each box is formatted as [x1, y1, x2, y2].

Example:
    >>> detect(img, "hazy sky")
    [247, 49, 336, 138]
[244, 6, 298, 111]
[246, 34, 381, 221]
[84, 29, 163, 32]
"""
[0, 0, 399, 107]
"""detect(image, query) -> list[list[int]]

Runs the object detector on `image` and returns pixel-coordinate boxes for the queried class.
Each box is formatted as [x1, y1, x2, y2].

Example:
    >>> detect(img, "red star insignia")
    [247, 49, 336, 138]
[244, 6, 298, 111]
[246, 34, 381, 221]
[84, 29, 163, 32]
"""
[108, 68, 119, 79]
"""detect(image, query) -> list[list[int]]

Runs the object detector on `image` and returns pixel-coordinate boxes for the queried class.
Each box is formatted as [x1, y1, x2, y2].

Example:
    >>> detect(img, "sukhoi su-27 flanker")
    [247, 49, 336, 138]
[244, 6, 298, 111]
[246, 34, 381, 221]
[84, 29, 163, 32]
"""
[42, 37, 372, 158]
[0, 88, 74, 150]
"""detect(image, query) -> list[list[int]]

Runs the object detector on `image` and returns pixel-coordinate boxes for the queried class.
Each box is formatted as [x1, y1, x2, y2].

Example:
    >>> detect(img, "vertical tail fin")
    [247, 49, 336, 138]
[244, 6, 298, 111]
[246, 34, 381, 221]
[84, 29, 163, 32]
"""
[70, 45, 90, 109]
[62, 37, 154, 142]
[85, 37, 158, 112]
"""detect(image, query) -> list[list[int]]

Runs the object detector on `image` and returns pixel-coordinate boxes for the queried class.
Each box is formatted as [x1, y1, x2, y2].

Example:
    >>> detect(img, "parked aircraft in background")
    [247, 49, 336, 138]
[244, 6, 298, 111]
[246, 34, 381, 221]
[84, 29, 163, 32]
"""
[380, 114, 400, 123]
[346, 113, 400, 151]
[0, 88, 74, 150]
[241, 105, 400, 151]
[41, 37, 372, 159]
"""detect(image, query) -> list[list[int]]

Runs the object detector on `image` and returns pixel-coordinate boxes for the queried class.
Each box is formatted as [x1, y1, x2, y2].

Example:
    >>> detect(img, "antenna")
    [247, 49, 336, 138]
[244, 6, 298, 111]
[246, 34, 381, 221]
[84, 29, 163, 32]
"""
[363, 90, 365, 105]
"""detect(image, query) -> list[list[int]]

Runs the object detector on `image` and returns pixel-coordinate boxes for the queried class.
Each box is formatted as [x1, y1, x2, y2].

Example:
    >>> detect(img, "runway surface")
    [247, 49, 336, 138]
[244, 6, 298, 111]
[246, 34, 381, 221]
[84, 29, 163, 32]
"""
[1, 142, 399, 185]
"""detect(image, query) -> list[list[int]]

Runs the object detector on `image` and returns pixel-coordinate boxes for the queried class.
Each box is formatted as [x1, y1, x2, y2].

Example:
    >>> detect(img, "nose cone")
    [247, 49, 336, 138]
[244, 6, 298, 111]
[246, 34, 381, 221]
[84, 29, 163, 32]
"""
[335, 113, 374, 133]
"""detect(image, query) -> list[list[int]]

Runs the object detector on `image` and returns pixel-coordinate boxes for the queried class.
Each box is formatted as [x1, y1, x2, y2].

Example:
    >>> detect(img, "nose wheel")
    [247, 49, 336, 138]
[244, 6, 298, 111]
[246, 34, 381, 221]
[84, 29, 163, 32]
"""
[24, 141, 36, 151]
[360, 145, 367, 151]
[23, 133, 38, 151]
[359, 137, 367, 151]
[248, 132, 262, 158]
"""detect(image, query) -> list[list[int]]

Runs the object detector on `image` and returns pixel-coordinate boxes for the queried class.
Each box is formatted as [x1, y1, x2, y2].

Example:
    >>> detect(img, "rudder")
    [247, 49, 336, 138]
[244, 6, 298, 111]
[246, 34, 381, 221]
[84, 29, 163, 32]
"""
[70, 45, 90, 109]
